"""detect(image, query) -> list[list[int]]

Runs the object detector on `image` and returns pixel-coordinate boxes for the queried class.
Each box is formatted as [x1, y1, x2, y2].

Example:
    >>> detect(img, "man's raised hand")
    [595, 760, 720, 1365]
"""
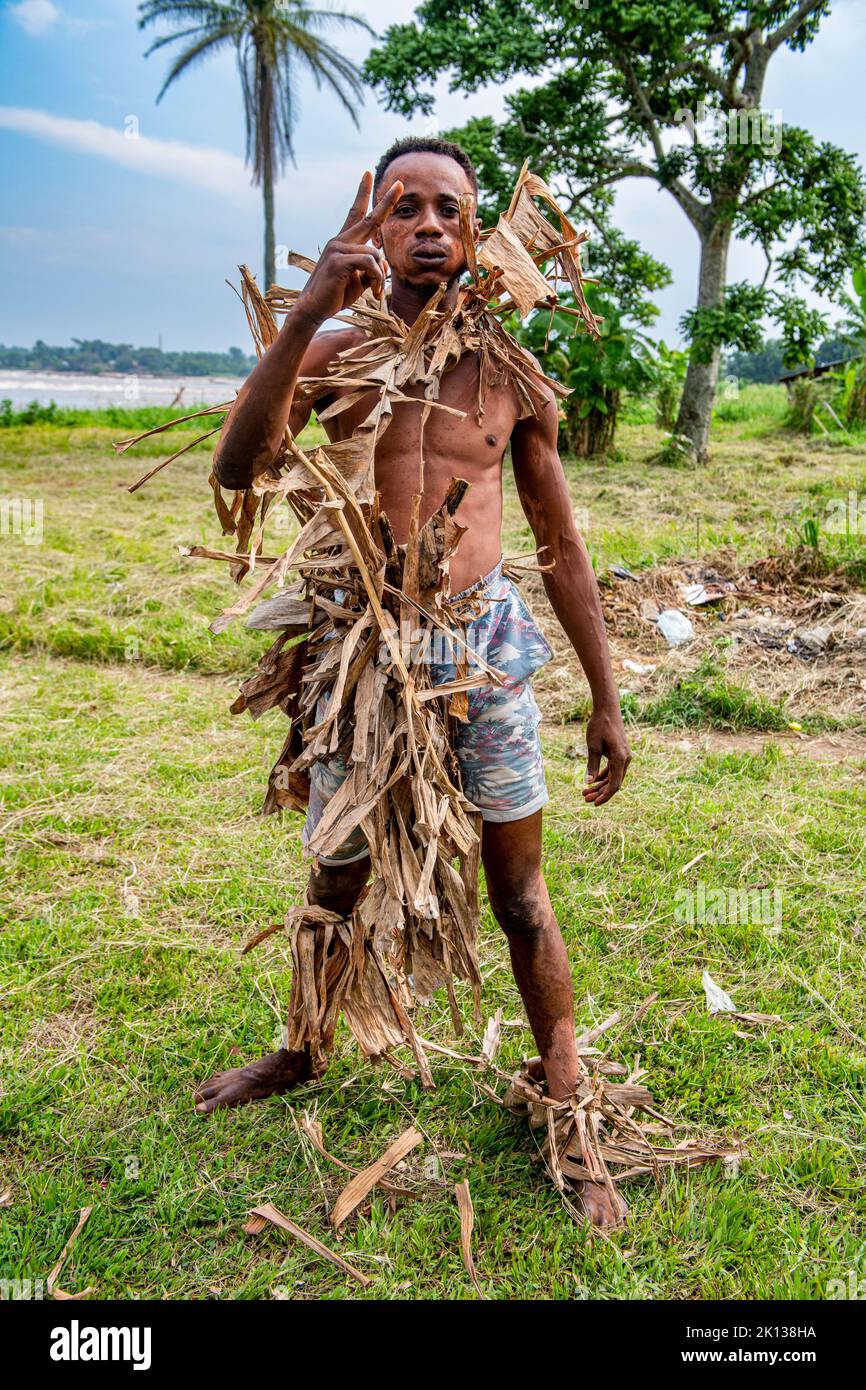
[294, 170, 403, 327]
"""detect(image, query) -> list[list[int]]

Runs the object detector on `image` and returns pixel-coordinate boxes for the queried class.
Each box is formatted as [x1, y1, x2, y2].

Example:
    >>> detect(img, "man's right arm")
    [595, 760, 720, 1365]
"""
[211, 306, 324, 491]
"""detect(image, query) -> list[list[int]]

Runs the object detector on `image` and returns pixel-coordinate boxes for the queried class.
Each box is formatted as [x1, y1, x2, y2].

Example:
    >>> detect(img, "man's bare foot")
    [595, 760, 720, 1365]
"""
[572, 1180, 628, 1231]
[194, 1048, 318, 1115]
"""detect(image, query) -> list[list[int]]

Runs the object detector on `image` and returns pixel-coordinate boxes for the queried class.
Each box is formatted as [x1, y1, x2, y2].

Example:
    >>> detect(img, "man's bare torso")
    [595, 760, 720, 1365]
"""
[310, 327, 524, 593]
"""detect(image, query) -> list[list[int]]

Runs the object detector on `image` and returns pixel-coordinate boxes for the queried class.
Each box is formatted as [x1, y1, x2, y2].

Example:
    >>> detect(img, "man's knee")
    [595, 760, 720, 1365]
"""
[307, 855, 369, 914]
[487, 869, 549, 937]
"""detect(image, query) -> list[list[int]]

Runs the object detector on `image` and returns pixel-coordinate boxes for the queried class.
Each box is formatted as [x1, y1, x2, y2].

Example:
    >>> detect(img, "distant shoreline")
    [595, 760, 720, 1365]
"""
[0, 370, 243, 410]
[0, 368, 247, 380]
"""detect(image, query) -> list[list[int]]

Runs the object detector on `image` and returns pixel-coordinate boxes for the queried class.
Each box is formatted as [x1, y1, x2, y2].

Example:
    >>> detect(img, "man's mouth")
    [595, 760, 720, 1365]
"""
[409, 246, 449, 265]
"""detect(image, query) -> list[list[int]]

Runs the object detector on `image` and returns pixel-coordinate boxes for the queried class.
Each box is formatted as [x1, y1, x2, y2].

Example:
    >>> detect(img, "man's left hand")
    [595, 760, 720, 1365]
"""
[583, 705, 631, 806]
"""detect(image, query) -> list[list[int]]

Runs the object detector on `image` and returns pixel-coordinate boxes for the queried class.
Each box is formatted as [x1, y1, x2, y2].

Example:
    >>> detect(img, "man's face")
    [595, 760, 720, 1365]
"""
[373, 152, 479, 288]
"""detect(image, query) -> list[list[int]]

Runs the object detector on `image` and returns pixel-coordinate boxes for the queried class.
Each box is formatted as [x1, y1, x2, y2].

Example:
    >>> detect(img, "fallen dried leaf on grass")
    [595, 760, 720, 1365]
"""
[455, 1180, 484, 1298]
[330, 1126, 423, 1229]
[299, 1112, 419, 1201]
[244, 1202, 370, 1287]
[47, 1204, 94, 1300]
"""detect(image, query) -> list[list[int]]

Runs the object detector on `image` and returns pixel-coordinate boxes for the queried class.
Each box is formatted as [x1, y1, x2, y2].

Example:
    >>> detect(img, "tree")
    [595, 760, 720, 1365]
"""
[365, 1, 866, 460]
[139, 0, 372, 290]
[514, 290, 656, 457]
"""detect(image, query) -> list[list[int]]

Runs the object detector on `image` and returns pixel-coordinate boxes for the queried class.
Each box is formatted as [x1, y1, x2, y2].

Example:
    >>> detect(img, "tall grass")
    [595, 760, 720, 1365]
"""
[0, 398, 227, 430]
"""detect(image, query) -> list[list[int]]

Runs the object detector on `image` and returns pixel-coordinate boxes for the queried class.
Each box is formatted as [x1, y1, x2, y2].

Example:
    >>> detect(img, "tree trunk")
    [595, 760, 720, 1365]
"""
[565, 391, 619, 457]
[263, 156, 275, 291]
[674, 222, 732, 461]
[258, 53, 276, 290]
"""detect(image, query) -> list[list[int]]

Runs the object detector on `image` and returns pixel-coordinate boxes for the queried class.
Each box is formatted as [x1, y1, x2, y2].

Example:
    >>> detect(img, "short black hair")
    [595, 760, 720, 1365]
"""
[373, 136, 477, 200]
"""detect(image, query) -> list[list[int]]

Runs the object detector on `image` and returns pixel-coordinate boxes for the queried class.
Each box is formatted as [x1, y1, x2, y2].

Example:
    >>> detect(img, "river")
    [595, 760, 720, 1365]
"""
[0, 370, 242, 410]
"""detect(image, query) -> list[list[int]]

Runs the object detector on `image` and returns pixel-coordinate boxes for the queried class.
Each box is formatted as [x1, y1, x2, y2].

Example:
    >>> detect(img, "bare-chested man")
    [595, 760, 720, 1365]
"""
[195, 137, 631, 1228]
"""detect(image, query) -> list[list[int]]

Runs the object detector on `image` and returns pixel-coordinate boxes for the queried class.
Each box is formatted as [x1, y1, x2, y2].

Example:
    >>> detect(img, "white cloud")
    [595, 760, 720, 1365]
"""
[0, 106, 256, 203]
[8, 0, 60, 36]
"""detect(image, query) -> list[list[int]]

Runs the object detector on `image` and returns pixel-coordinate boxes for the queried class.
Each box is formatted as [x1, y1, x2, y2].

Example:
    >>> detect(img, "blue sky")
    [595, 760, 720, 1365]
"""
[1, 0, 865, 353]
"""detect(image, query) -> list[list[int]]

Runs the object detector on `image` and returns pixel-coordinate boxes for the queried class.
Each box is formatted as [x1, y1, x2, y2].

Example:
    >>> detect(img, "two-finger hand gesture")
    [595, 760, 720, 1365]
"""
[295, 170, 403, 326]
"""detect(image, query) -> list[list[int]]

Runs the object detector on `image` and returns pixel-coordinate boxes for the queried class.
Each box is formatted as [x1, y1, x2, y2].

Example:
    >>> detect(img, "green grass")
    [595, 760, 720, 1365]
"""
[0, 399, 231, 431]
[1, 410, 865, 1300]
[640, 655, 836, 733]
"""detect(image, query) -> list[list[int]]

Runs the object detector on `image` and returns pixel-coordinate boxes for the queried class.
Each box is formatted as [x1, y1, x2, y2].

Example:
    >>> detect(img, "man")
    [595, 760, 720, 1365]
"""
[195, 137, 631, 1228]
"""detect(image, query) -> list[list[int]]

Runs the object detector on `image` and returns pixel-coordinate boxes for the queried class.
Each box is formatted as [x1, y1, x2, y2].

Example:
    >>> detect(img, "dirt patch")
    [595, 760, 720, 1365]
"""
[644, 726, 866, 764]
[522, 551, 866, 724]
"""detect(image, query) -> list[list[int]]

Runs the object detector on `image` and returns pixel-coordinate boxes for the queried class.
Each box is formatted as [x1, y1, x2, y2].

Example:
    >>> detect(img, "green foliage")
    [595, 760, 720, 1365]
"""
[712, 382, 787, 426]
[438, 112, 672, 330]
[725, 335, 857, 385]
[139, 1, 370, 172]
[841, 359, 866, 426]
[652, 341, 690, 431]
[366, 2, 866, 448]
[682, 285, 829, 370]
[787, 504, 866, 585]
[680, 282, 769, 365]
[513, 290, 655, 456]
[771, 292, 832, 370]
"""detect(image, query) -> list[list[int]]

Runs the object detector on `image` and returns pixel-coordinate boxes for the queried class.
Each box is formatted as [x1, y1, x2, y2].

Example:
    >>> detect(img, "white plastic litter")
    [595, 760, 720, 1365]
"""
[656, 608, 694, 647]
[702, 970, 737, 1014]
[623, 659, 656, 676]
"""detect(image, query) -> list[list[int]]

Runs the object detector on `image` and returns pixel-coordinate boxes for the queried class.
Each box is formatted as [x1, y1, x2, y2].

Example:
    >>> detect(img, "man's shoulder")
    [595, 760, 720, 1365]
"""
[303, 324, 369, 374]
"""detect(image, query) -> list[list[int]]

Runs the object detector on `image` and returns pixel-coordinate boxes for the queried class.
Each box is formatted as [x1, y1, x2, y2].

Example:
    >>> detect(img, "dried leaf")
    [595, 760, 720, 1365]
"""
[246, 1202, 370, 1287]
[330, 1127, 423, 1229]
[47, 1205, 94, 1300]
[455, 1180, 484, 1297]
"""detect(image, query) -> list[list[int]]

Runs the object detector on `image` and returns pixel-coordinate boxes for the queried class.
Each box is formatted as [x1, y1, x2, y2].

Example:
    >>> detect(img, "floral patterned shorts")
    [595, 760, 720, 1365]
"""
[302, 559, 553, 864]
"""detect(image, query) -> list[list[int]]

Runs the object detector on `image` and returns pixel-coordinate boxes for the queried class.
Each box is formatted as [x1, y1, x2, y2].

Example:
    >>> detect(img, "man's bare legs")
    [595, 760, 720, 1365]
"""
[195, 816, 624, 1224]
[194, 855, 370, 1114]
[482, 811, 627, 1229]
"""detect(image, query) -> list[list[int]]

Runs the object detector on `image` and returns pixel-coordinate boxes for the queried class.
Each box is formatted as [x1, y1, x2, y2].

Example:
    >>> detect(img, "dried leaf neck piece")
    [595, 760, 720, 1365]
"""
[118, 165, 599, 1070]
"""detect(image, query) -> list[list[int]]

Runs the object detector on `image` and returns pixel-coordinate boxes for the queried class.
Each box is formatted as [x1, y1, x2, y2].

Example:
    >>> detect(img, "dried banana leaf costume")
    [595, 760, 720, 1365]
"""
[121, 164, 601, 1082]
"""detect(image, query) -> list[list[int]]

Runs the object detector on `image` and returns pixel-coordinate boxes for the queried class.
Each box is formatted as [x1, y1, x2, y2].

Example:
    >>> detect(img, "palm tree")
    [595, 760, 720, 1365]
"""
[139, 1, 373, 289]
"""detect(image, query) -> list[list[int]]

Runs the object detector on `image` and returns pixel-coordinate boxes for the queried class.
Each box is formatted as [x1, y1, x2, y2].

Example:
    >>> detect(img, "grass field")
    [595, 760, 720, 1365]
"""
[1, 396, 865, 1299]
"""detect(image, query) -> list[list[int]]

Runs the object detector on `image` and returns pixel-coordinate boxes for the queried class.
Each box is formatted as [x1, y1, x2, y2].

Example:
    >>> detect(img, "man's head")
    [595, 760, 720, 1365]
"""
[371, 136, 480, 289]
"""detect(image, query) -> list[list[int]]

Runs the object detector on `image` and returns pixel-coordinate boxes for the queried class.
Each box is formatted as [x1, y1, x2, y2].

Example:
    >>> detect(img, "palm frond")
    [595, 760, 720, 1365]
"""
[139, 1, 237, 32]
[152, 24, 239, 102]
[277, 6, 375, 39]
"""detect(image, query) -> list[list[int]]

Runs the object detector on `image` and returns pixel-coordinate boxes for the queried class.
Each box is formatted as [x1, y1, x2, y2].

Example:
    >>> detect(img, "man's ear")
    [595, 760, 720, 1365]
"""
[372, 227, 383, 249]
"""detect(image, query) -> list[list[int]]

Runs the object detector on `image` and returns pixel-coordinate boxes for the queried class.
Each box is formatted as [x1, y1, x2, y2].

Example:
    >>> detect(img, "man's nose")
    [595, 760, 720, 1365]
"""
[416, 210, 445, 236]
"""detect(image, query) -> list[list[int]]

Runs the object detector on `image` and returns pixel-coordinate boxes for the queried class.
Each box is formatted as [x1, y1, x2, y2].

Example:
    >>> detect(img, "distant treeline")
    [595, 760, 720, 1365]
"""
[725, 336, 857, 384]
[0, 338, 257, 377]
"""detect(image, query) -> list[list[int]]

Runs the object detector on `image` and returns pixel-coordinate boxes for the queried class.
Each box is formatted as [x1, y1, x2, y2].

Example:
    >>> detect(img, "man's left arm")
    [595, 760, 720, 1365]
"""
[510, 388, 631, 805]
